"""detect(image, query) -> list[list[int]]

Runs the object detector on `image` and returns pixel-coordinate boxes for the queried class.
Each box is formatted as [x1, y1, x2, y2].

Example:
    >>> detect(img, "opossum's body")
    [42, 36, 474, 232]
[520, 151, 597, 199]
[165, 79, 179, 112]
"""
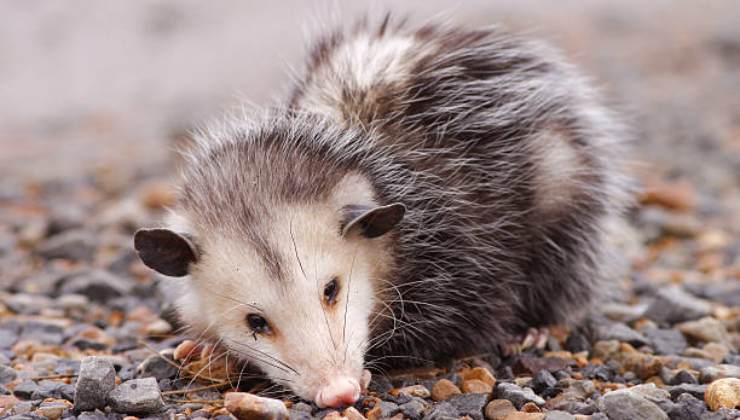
[135, 18, 631, 406]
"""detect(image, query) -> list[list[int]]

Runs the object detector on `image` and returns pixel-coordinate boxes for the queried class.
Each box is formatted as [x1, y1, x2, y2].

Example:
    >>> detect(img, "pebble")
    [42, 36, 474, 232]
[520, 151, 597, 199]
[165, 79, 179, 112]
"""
[395, 384, 431, 399]
[676, 317, 729, 344]
[665, 383, 708, 400]
[343, 406, 366, 420]
[137, 353, 179, 381]
[597, 388, 668, 420]
[144, 319, 172, 337]
[425, 401, 458, 420]
[704, 378, 740, 410]
[431, 378, 462, 401]
[596, 322, 649, 347]
[223, 392, 288, 420]
[531, 370, 557, 394]
[700, 364, 740, 383]
[74, 356, 116, 412]
[462, 379, 493, 394]
[108, 378, 164, 415]
[462, 367, 497, 387]
[446, 393, 489, 420]
[0, 365, 17, 384]
[13, 381, 40, 399]
[397, 397, 427, 420]
[641, 327, 688, 355]
[35, 401, 71, 420]
[501, 413, 544, 420]
[663, 392, 707, 420]
[367, 400, 399, 420]
[645, 287, 712, 324]
[59, 269, 132, 303]
[36, 230, 97, 261]
[495, 383, 545, 409]
[543, 412, 575, 420]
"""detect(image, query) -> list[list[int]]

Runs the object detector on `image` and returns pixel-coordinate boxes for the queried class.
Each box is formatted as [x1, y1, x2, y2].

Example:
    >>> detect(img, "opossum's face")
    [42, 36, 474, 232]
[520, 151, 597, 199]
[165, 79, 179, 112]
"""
[134, 180, 404, 407]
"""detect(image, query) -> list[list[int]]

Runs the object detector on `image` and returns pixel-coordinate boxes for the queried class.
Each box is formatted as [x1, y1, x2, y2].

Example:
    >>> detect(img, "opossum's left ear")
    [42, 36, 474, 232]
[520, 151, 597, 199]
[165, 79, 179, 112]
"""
[341, 203, 406, 239]
[133, 228, 198, 277]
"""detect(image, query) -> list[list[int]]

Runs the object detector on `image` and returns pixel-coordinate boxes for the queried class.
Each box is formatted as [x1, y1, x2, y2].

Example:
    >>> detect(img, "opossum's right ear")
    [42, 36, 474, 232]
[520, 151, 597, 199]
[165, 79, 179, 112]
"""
[133, 228, 198, 277]
[341, 203, 406, 239]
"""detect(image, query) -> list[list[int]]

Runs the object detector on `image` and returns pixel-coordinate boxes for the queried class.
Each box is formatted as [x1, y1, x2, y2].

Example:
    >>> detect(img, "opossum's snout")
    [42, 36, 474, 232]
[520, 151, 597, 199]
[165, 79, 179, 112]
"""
[315, 376, 361, 408]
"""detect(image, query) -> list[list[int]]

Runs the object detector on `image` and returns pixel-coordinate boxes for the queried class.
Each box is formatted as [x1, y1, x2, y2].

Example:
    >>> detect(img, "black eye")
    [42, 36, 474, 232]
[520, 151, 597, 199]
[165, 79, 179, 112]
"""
[246, 314, 271, 335]
[323, 277, 340, 306]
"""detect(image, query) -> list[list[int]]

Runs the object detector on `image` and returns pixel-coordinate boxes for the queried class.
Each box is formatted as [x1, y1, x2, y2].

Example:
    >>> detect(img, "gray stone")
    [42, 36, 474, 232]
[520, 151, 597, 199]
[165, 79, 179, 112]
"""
[699, 364, 740, 383]
[598, 388, 668, 420]
[36, 230, 97, 261]
[0, 364, 17, 384]
[13, 381, 40, 399]
[399, 397, 427, 420]
[663, 393, 706, 420]
[447, 393, 488, 420]
[76, 410, 109, 420]
[643, 327, 688, 355]
[0, 328, 18, 349]
[108, 377, 164, 415]
[645, 287, 712, 324]
[601, 302, 648, 323]
[31, 380, 72, 400]
[287, 409, 312, 420]
[59, 270, 131, 303]
[425, 401, 459, 420]
[532, 369, 558, 393]
[666, 383, 708, 401]
[496, 383, 545, 409]
[595, 322, 648, 346]
[137, 354, 178, 381]
[74, 357, 116, 412]
[545, 411, 576, 420]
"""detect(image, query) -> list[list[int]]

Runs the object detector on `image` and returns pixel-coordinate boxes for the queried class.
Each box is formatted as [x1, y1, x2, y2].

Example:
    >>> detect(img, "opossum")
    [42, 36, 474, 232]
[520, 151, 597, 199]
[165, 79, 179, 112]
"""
[134, 17, 631, 408]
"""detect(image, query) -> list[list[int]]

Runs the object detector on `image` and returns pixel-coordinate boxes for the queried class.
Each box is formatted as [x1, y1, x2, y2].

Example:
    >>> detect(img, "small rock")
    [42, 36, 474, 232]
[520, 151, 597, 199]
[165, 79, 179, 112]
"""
[501, 413, 545, 420]
[137, 354, 179, 382]
[447, 393, 489, 420]
[700, 365, 740, 383]
[35, 401, 70, 420]
[395, 384, 431, 399]
[666, 383, 708, 401]
[425, 401, 459, 420]
[36, 230, 97, 261]
[398, 397, 427, 420]
[0, 365, 17, 384]
[74, 357, 116, 412]
[495, 383, 544, 409]
[224, 392, 288, 420]
[531, 370, 557, 394]
[645, 287, 712, 324]
[108, 378, 165, 415]
[677, 317, 729, 344]
[462, 367, 497, 387]
[343, 406, 365, 420]
[598, 388, 668, 420]
[367, 401, 399, 420]
[13, 381, 39, 399]
[668, 369, 698, 386]
[59, 270, 131, 303]
[543, 412, 575, 420]
[564, 333, 590, 354]
[601, 302, 648, 323]
[664, 393, 707, 420]
[462, 379, 493, 394]
[642, 327, 688, 355]
[704, 378, 740, 410]
[144, 319, 172, 337]
[432, 379, 462, 401]
[595, 322, 648, 346]
[700, 342, 731, 363]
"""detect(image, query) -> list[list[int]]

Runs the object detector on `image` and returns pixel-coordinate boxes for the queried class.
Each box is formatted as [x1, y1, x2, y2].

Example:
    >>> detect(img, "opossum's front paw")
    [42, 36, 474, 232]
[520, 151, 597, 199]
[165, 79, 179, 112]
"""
[500, 327, 549, 357]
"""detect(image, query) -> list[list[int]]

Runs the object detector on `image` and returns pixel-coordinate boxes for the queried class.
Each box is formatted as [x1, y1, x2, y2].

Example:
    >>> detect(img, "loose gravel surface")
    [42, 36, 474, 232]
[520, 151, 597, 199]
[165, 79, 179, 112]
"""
[1, 3, 739, 420]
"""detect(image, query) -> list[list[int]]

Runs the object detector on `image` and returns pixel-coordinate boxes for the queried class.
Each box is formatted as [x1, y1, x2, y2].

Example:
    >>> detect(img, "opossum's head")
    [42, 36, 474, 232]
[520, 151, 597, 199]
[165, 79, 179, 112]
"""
[134, 174, 404, 407]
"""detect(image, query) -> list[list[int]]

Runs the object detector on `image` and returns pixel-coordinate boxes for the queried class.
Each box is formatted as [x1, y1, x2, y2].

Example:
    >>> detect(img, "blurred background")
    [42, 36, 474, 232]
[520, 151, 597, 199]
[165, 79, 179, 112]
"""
[1, 0, 739, 190]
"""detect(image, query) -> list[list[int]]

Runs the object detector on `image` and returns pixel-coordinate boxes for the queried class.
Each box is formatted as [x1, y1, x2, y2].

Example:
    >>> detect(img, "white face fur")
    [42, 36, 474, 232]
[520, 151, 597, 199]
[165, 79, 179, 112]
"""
[161, 175, 398, 403]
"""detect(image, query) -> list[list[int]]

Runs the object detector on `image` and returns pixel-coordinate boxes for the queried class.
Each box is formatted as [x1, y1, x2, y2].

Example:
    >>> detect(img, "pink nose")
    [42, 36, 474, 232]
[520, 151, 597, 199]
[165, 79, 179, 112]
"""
[315, 376, 361, 408]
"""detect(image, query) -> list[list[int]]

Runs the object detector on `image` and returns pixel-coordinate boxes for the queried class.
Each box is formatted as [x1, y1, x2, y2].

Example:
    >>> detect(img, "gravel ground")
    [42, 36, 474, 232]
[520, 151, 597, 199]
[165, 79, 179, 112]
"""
[1, 2, 739, 420]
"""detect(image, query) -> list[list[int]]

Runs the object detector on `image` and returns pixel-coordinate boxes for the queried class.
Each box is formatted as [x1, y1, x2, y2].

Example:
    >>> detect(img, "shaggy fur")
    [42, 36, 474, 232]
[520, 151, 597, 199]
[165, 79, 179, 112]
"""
[160, 16, 631, 385]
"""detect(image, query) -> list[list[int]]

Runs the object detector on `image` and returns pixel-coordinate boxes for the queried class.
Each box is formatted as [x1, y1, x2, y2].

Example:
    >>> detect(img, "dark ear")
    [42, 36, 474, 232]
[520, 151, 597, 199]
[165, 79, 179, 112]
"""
[133, 228, 198, 277]
[341, 203, 406, 238]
